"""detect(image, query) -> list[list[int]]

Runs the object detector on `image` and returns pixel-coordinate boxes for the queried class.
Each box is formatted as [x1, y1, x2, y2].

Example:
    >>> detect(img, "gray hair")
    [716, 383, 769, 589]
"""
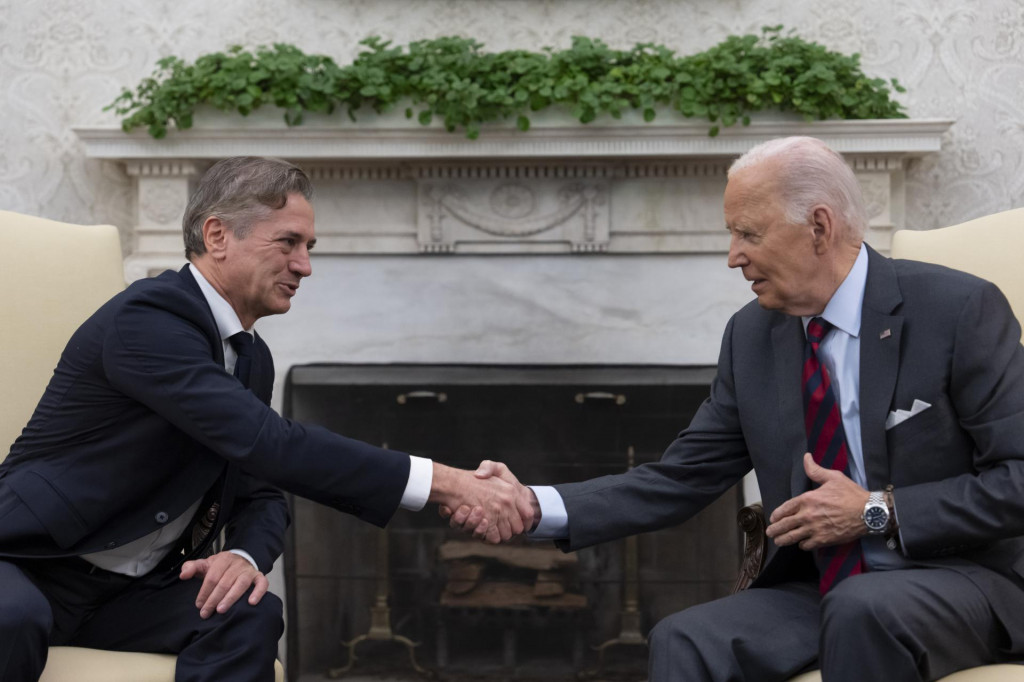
[182, 156, 314, 259]
[728, 136, 867, 241]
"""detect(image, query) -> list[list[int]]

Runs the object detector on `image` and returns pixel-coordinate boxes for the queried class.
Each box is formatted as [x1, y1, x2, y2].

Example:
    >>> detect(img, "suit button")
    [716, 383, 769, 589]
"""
[155, 511, 169, 524]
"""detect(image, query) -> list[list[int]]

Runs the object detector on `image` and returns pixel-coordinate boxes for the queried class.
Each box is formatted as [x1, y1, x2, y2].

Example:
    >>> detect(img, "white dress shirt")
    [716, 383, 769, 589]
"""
[83, 264, 432, 576]
[530, 245, 906, 569]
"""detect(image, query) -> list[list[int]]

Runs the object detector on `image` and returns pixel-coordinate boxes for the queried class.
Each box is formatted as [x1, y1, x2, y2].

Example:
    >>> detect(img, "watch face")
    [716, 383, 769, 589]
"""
[864, 504, 889, 531]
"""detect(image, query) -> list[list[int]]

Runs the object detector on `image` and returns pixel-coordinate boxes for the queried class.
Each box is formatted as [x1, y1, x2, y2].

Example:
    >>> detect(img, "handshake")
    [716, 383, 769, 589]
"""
[430, 461, 538, 544]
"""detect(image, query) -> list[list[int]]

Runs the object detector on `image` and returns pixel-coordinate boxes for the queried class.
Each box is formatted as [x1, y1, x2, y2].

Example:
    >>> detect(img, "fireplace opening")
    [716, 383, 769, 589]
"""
[283, 365, 741, 681]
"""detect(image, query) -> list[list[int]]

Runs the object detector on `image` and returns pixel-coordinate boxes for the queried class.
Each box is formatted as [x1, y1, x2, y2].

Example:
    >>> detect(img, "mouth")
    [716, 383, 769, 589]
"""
[748, 278, 767, 294]
[279, 282, 299, 296]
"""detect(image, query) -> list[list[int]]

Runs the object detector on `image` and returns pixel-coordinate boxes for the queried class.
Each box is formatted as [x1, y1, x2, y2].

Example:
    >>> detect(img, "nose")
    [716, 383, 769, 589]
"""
[727, 234, 747, 269]
[291, 247, 313, 278]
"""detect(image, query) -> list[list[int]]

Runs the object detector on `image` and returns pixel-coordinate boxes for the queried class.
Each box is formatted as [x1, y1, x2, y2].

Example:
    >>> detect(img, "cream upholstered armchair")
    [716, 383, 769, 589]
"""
[0, 211, 285, 682]
[736, 208, 1024, 682]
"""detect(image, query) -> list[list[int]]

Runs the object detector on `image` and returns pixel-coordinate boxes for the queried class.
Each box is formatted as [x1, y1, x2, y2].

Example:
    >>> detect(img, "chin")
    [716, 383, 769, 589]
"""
[755, 296, 780, 311]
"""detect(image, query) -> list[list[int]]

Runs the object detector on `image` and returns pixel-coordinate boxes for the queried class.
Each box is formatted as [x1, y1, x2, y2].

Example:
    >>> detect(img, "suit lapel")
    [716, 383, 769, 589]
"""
[771, 315, 814, 497]
[858, 247, 904, 489]
[177, 265, 226, 367]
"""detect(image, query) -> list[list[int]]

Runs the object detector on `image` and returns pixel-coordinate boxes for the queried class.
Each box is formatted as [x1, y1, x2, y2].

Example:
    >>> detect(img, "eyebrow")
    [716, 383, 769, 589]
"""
[279, 231, 317, 249]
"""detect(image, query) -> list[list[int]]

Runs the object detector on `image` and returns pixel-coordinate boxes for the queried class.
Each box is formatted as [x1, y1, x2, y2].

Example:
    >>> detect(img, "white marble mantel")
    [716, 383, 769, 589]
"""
[72, 116, 953, 397]
[75, 116, 952, 281]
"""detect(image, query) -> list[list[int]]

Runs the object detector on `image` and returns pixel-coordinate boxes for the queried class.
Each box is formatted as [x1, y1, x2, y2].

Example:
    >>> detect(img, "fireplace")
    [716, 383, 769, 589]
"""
[283, 364, 741, 680]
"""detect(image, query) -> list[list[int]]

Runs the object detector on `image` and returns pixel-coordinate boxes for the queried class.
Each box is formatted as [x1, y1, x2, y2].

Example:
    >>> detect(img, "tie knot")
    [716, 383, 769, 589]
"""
[806, 317, 832, 345]
[229, 331, 254, 357]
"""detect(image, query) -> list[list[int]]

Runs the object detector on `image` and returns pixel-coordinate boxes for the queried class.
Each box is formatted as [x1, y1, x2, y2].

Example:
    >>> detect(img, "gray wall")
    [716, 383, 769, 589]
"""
[2, 0, 1023, 246]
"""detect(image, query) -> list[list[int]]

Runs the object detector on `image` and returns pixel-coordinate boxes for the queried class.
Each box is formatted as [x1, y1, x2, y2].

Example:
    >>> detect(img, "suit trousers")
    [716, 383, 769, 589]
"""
[0, 556, 282, 682]
[648, 568, 1009, 682]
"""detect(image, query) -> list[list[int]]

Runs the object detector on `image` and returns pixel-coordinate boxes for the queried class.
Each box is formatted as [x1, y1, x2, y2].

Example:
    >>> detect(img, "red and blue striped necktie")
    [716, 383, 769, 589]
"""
[803, 317, 865, 594]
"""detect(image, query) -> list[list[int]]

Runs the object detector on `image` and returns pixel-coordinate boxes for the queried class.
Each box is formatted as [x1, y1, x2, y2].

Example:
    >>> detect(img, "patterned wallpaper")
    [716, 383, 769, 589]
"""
[2, 0, 1023, 253]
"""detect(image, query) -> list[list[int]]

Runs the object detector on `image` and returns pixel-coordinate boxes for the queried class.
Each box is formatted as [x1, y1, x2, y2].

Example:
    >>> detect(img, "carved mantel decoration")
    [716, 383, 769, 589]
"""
[74, 117, 952, 282]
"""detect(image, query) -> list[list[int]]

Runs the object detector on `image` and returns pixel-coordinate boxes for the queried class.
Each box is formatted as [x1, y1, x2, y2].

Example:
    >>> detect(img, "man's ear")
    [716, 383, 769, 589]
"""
[202, 216, 230, 260]
[809, 205, 835, 254]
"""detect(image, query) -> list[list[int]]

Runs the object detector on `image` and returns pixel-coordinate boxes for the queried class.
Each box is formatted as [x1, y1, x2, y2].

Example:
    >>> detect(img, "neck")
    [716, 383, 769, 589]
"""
[814, 240, 863, 315]
[189, 257, 254, 329]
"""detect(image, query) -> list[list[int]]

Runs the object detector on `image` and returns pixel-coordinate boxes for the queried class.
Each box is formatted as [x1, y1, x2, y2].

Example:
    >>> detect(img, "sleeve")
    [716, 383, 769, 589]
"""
[552, 314, 753, 552]
[223, 471, 290, 573]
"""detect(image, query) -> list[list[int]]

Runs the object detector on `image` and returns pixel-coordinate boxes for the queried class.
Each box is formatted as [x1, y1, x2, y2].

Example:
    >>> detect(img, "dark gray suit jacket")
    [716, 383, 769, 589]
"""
[554, 246, 1024, 652]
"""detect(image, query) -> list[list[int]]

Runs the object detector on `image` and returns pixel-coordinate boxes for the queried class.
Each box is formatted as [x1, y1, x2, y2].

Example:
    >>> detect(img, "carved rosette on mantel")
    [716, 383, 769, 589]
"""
[73, 116, 952, 281]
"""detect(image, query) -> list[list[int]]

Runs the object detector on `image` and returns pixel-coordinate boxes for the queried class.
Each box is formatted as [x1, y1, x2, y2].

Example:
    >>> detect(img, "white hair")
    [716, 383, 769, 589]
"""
[728, 136, 867, 241]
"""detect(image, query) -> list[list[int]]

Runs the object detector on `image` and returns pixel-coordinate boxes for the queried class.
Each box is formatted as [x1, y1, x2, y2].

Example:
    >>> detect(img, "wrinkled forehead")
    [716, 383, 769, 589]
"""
[724, 165, 778, 226]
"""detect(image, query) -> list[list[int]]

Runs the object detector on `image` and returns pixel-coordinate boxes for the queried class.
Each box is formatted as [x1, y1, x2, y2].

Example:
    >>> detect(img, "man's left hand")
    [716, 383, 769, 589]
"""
[180, 551, 268, 619]
[766, 453, 869, 550]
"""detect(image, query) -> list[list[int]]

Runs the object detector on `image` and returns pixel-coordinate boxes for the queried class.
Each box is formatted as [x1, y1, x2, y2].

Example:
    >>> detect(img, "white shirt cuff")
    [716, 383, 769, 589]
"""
[527, 485, 569, 539]
[400, 455, 433, 511]
[228, 549, 259, 572]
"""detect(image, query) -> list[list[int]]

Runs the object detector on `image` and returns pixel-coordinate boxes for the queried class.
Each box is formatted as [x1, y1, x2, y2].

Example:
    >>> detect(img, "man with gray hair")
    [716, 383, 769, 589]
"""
[0, 156, 532, 682]
[459, 136, 1024, 680]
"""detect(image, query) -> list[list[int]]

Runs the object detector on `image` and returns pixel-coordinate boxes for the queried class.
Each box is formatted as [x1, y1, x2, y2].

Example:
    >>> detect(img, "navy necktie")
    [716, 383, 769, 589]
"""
[803, 317, 865, 593]
[229, 332, 254, 388]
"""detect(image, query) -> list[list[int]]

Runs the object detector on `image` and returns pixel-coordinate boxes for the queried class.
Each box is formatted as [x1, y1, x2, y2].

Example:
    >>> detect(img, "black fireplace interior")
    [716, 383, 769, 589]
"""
[283, 364, 741, 681]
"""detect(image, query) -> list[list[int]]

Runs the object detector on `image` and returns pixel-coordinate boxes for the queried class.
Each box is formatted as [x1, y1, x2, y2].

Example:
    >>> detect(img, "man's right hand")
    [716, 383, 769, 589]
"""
[429, 461, 535, 544]
[438, 460, 540, 542]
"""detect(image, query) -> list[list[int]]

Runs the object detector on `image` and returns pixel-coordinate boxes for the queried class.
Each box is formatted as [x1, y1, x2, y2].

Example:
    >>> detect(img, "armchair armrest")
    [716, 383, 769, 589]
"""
[733, 502, 766, 593]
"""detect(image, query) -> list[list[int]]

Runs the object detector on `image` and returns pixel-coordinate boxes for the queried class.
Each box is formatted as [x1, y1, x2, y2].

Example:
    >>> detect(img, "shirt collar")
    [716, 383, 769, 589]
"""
[187, 263, 250, 341]
[802, 243, 868, 339]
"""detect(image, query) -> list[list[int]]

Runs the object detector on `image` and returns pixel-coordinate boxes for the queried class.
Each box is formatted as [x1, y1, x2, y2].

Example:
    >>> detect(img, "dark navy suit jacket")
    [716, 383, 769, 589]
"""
[554, 247, 1024, 653]
[0, 266, 410, 573]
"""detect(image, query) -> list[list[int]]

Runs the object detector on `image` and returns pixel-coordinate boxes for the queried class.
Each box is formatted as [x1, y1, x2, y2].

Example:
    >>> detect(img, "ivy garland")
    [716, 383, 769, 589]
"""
[107, 26, 906, 140]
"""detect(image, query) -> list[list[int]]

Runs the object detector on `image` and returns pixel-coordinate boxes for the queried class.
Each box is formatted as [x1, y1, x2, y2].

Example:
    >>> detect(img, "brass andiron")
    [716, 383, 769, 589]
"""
[580, 446, 647, 680]
[328, 446, 432, 678]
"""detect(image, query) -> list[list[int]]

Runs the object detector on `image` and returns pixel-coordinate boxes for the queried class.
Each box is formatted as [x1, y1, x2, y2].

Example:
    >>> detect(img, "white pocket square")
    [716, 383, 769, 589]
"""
[885, 399, 932, 430]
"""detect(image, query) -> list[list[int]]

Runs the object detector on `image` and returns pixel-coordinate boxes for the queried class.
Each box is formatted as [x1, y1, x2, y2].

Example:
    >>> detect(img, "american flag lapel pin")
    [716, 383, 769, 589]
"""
[879, 328, 892, 339]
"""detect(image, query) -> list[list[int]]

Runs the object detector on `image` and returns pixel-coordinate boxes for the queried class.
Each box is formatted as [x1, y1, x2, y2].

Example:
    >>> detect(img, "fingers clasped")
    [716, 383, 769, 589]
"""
[437, 460, 535, 544]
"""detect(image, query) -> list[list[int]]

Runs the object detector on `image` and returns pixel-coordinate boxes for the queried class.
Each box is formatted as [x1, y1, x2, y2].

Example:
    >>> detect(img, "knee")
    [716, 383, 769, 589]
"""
[650, 609, 700, 652]
[648, 607, 713, 676]
[228, 590, 283, 642]
[0, 589, 51, 645]
[820, 576, 896, 635]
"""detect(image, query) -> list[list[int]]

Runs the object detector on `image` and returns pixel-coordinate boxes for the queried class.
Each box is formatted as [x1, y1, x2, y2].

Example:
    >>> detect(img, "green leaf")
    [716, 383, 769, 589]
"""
[516, 115, 530, 131]
[108, 30, 908, 140]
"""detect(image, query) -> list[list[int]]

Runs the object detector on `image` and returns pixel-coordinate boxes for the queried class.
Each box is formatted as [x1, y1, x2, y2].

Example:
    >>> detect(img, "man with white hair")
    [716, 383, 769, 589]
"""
[459, 137, 1024, 680]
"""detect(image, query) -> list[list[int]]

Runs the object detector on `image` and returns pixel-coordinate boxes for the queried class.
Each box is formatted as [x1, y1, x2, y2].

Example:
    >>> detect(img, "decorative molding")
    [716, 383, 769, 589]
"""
[73, 118, 952, 273]
[124, 160, 205, 177]
[417, 180, 609, 253]
[74, 118, 954, 162]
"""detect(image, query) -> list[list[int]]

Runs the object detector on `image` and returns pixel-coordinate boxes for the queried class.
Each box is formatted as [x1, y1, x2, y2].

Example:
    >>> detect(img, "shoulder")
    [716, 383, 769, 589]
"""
[116, 268, 208, 320]
[104, 268, 218, 346]
[891, 257, 992, 297]
[889, 256, 1007, 319]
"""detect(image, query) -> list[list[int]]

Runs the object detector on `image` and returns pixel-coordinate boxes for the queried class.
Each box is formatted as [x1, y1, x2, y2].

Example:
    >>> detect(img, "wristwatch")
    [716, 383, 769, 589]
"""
[863, 490, 890, 534]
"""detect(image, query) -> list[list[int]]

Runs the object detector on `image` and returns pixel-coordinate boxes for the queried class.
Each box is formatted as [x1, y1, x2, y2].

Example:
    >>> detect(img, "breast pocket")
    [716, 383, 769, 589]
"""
[885, 401, 967, 481]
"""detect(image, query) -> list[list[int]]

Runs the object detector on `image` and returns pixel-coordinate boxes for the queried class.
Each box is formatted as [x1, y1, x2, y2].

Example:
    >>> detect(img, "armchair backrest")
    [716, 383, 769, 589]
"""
[0, 211, 125, 463]
[890, 207, 1024, 331]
